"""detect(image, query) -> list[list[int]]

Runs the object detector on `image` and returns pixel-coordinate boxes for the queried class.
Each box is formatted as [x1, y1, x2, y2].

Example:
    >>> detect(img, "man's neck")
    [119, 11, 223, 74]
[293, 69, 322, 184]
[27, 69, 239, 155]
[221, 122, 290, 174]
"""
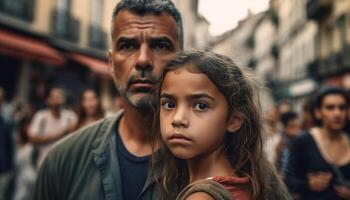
[49, 108, 61, 119]
[118, 103, 153, 157]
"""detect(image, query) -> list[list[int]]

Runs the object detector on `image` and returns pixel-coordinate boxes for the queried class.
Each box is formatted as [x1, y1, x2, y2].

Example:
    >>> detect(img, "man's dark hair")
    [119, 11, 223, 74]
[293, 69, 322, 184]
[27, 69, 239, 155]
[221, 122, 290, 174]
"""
[280, 111, 298, 127]
[45, 86, 64, 100]
[111, 0, 183, 49]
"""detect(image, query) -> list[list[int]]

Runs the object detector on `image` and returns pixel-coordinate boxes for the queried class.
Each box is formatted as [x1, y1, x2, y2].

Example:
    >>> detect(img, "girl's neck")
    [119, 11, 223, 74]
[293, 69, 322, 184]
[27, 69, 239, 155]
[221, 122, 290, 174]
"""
[187, 146, 235, 183]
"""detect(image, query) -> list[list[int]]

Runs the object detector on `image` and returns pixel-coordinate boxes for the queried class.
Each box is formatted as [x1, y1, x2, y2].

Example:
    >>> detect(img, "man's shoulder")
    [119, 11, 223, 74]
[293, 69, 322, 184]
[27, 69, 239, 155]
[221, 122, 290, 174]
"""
[61, 108, 77, 116]
[45, 113, 121, 166]
[33, 109, 50, 117]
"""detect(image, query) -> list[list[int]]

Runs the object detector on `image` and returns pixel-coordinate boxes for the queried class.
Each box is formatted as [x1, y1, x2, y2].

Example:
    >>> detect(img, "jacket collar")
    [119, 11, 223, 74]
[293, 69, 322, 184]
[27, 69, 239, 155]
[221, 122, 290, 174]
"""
[92, 110, 124, 200]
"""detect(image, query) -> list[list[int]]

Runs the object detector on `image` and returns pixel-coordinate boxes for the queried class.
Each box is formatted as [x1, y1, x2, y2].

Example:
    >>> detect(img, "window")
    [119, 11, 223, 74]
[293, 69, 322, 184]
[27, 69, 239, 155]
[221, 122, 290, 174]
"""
[0, 0, 34, 21]
[91, 0, 103, 25]
[56, 0, 70, 11]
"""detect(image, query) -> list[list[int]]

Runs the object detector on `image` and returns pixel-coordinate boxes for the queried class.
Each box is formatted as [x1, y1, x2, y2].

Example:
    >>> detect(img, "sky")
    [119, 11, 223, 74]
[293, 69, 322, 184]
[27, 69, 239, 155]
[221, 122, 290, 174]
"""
[198, 0, 270, 36]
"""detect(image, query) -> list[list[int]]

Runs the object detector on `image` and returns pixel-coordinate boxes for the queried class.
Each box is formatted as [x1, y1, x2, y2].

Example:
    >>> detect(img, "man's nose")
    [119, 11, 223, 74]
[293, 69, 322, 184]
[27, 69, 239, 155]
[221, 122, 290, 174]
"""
[135, 44, 153, 71]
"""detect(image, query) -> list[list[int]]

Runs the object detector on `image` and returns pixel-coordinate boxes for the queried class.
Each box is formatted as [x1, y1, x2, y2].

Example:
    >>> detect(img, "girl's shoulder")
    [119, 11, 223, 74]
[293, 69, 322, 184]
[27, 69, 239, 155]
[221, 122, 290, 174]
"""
[212, 176, 252, 200]
[176, 178, 233, 200]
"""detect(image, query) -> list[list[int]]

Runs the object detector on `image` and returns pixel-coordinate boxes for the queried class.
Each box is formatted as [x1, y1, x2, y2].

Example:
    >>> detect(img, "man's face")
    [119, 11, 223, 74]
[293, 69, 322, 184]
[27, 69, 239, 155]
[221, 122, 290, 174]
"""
[47, 88, 64, 109]
[316, 94, 348, 132]
[285, 118, 301, 138]
[109, 10, 180, 111]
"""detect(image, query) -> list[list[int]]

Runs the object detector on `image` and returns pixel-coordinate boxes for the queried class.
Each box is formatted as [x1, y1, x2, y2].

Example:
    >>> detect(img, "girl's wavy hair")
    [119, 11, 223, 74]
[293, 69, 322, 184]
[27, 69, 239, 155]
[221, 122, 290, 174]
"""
[151, 50, 290, 200]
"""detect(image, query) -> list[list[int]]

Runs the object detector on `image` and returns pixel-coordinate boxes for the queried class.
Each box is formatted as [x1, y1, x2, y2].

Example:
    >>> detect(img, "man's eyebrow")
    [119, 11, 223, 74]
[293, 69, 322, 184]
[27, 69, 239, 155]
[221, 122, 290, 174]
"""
[150, 37, 174, 46]
[116, 37, 138, 44]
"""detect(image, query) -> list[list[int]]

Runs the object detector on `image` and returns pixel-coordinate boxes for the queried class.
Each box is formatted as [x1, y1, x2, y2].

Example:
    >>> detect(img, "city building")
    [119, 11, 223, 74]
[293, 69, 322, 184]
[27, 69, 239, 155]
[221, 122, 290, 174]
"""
[271, 0, 318, 111]
[0, 0, 210, 110]
[307, 0, 350, 89]
[0, 0, 113, 110]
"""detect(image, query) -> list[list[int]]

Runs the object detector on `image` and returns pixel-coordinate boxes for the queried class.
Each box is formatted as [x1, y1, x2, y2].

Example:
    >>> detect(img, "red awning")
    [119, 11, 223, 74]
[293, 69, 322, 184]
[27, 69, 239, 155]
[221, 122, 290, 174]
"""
[0, 29, 65, 66]
[70, 53, 109, 75]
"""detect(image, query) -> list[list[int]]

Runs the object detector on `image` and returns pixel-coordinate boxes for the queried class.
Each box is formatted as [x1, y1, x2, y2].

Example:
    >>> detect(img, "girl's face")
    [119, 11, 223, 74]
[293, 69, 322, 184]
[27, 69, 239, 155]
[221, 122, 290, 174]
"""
[160, 66, 231, 159]
[82, 90, 99, 116]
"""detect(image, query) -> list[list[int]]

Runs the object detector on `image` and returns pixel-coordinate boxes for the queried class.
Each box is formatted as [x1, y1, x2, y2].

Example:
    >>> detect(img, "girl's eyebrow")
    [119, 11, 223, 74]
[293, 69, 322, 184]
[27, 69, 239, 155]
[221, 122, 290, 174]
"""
[160, 93, 215, 101]
[189, 93, 215, 101]
[160, 93, 174, 99]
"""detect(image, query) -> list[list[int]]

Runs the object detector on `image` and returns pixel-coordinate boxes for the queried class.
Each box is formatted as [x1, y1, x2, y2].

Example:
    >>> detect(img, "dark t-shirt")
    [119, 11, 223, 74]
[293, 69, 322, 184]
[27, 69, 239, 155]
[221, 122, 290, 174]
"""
[116, 131, 150, 200]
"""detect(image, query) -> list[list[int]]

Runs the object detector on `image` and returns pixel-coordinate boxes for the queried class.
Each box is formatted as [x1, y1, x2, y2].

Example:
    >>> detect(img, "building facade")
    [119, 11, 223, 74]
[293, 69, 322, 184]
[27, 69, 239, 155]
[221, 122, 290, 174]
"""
[0, 0, 114, 110]
[0, 0, 210, 111]
[270, 0, 318, 111]
[307, 0, 350, 89]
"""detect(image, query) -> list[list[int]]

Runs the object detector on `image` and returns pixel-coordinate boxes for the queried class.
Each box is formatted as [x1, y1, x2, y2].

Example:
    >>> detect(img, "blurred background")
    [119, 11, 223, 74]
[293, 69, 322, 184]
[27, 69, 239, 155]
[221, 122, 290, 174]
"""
[0, 0, 349, 199]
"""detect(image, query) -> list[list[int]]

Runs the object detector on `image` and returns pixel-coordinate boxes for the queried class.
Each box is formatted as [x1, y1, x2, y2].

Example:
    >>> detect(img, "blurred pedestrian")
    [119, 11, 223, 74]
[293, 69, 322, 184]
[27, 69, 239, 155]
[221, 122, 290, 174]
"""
[28, 87, 77, 166]
[0, 87, 15, 200]
[301, 97, 314, 131]
[275, 111, 301, 173]
[74, 88, 104, 131]
[264, 105, 282, 164]
[105, 92, 123, 117]
[285, 87, 350, 199]
[154, 50, 291, 200]
[31, 0, 183, 199]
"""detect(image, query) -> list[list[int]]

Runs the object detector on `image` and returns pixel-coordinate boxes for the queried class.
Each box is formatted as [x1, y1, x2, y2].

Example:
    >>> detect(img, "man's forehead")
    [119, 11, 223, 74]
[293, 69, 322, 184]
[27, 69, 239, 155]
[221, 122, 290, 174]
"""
[113, 10, 178, 36]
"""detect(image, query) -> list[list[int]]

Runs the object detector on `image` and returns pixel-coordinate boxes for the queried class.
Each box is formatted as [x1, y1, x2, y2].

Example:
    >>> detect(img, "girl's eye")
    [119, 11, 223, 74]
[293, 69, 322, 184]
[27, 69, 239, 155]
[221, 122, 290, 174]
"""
[161, 101, 175, 110]
[194, 102, 209, 111]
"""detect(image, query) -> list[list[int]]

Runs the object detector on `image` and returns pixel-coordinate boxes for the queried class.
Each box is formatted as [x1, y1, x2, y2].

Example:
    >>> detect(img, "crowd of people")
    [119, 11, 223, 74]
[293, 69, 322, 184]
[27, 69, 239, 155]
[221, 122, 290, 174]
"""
[0, 86, 122, 200]
[264, 87, 350, 200]
[0, 0, 349, 199]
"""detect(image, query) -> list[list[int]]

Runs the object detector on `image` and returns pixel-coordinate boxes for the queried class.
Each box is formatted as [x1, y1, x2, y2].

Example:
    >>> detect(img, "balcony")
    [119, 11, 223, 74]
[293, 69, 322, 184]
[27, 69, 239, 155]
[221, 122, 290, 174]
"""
[312, 45, 350, 78]
[0, 0, 35, 22]
[88, 24, 107, 50]
[51, 8, 80, 43]
[307, 0, 332, 21]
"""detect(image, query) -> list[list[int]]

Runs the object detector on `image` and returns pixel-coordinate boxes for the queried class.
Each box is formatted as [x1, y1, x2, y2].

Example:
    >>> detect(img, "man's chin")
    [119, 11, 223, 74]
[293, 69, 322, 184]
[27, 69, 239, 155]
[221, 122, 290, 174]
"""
[126, 92, 155, 111]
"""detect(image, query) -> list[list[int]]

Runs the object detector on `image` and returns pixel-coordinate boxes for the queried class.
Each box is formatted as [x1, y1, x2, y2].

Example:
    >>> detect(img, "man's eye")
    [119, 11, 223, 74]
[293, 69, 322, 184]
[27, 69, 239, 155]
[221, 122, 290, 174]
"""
[161, 101, 175, 110]
[194, 102, 209, 111]
[152, 42, 172, 51]
[118, 43, 136, 51]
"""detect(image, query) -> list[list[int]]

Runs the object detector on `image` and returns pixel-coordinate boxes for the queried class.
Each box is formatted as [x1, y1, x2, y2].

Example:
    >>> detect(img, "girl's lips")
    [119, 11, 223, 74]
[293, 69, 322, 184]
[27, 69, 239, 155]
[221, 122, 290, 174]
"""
[168, 133, 191, 142]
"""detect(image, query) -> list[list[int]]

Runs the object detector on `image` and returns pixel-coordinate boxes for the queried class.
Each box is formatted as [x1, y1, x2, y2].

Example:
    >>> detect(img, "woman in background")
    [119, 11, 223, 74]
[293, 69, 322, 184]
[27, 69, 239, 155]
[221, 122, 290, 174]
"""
[74, 88, 104, 130]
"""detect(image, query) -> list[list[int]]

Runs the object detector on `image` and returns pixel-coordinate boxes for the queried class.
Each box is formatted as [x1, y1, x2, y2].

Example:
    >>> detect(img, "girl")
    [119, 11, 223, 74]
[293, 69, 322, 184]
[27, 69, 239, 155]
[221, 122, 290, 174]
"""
[152, 50, 291, 200]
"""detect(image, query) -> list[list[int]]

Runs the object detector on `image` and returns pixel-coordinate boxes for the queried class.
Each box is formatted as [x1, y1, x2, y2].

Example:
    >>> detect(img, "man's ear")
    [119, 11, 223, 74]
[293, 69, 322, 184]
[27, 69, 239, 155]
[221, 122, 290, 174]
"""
[226, 113, 244, 133]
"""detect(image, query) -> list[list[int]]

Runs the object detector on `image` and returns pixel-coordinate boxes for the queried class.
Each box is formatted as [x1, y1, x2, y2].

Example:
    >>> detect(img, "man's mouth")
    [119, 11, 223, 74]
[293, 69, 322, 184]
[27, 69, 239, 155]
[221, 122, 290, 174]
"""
[129, 79, 155, 92]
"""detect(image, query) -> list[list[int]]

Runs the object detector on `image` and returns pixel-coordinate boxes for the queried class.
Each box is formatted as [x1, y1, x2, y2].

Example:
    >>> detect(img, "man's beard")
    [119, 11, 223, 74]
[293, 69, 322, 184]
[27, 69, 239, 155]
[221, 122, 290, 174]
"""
[49, 104, 62, 112]
[119, 71, 158, 114]
[125, 90, 155, 114]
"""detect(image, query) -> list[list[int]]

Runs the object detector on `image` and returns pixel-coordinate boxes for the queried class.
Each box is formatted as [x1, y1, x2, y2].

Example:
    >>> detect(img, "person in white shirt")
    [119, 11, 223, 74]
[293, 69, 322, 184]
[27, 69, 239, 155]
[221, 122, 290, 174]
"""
[28, 87, 77, 166]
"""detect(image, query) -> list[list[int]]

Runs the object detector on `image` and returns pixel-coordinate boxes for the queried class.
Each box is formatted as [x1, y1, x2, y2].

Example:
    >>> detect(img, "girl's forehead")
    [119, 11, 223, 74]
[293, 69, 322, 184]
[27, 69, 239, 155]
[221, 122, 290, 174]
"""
[161, 67, 222, 95]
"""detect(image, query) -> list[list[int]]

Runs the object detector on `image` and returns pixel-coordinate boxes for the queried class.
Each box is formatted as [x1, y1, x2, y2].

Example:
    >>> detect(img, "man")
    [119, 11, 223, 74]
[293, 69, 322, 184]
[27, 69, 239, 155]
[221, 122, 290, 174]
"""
[28, 87, 77, 166]
[275, 111, 301, 172]
[285, 87, 350, 199]
[31, 0, 183, 199]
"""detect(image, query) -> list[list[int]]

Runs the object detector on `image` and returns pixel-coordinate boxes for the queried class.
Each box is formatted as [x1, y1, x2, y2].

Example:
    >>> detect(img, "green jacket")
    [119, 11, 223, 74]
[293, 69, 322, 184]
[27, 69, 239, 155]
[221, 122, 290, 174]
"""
[31, 111, 158, 200]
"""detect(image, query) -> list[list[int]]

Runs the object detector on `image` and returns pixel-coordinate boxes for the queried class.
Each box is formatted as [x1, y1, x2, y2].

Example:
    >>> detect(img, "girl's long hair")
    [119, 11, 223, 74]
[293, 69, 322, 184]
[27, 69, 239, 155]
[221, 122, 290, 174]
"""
[75, 88, 104, 130]
[152, 50, 290, 200]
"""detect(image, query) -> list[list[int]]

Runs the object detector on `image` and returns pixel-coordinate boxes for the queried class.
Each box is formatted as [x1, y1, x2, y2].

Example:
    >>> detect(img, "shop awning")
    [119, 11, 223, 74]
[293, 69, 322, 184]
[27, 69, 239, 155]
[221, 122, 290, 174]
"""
[0, 29, 65, 65]
[70, 53, 109, 75]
